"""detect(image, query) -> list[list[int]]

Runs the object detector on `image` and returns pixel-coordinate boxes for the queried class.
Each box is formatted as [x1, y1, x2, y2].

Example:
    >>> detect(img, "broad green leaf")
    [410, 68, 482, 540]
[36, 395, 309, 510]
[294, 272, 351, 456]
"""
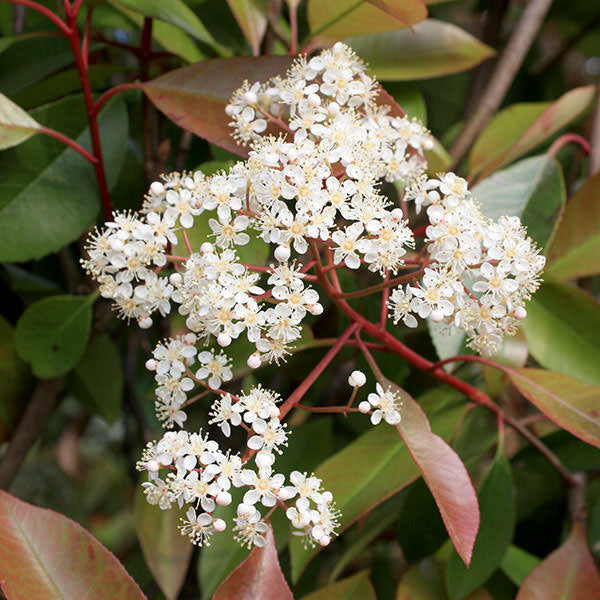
[15, 294, 96, 379]
[134, 488, 193, 600]
[469, 87, 595, 179]
[227, 0, 269, 55]
[446, 456, 515, 600]
[0, 490, 145, 600]
[546, 172, 600, 279]
[300, 571, 376, 600]
[307, 0, 427, 40]
[72, 334, 124, 423]
[500, 545, 540, 586]
[0, 93, 41, 149]
[0, 316, 30, 442]
[515, 523, 600, 599]
[111, 0, 227, 55]
[213, 524, 293, 600]
[428, 320, 468, 374]
[290, 388, 467, 581]
[396, 561, 447, 600]
[522, 280, 600, 387]
[0, 31, 53, 55]
[0, 95, 128, 262]
[472, 155, 565, 248]
[507, 368, 600, 449]
[384, 82, 427, 123]
[142, 56, 293, 157]
[346, 20, 494, 81]
[3, 264, 62, 303]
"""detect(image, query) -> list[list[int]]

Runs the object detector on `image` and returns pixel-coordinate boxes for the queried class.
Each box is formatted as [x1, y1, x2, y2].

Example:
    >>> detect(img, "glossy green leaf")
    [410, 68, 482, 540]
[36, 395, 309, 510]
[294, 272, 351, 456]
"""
[384, 82, 427, 123]
[469, 87, 595, 179]
[300, 570, 376, 600]
[307, 0, 427, 40]
[111, 0, 226, 54]
[446, 456, 515, 600]
[0, 490, 145, 600]
[213, 524, 293, 600]
[522, 279, 600, 387]
[346, 20, 494, 81]
[134, 488, 193, 600]
[142, 56, 293, 157]
[227, 0, 268, 55]
[428, 320, 467, 374]
[472, 155, 565, 248]
[546, 172, 600, 279]
[72, 334, 124, 424]
[290, 389, 467, 581]
[0, 92, 41, 149]
[500, 545, 540, 586]
[15, 294, 96, 379]
[515, 523, 600, 599]
[0, 95, 128, 262]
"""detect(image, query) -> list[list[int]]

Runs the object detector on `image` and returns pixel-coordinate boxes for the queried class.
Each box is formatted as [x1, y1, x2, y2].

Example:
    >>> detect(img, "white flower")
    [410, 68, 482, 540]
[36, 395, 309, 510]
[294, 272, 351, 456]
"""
[179, 507, 214, 546]
[331, 222, 366, 269]
[367, 383, 402, 425]
[242, 467, 286, 507]
[195, 350, 233, 389]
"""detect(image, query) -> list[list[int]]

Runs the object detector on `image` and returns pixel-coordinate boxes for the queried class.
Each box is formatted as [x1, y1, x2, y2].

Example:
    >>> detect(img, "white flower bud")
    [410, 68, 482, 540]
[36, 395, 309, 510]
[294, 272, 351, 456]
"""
[321, 491, 333, 504]
[247, 352, 262, 369]
[366, 219, 381, 234]
[390, 208, 404, 221]
[217, 332, 232, 347]
[243, 91, 258, 105]
[138, 317, 153, 329]
[514, 306, 527, 319]
[150, 181, 164, 195]
[348, 370, 366, 387]
[237, 502, 253, 517]
[169, 273, 182, 286]
[278, 487, 294, 501]
[307, 93, 321, 107]
[200, 242, 214, 254]
[328, 102, 340, 116]
[274, 244, 291, 262]
[146, 460, 160, 473]
[358, 401, 371, 414]
[255, 451, 274, 468]
[430, 309, 444, 323]
[308, 303, 323, 315]
[319, 535, 331, 546]
[216, 491, 232, 506]
[145, 359, 157, 371]
[213, 518, 227, 532]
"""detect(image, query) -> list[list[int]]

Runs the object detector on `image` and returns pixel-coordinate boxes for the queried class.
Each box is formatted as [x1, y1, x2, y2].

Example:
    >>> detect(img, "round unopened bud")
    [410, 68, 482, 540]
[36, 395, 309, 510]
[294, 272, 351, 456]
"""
[216, 491, 232, 506]
[184, 333, 196, 345]
[274, 244, 291, 262]
[237, 502, 253, 517]
[213, 518, 227, 532]
[319, 535, 331, 546]
[320, 491, 333, 504]
[200, 242, 214, 254]
[390, 208, 404, 221]
[138, 317, 153, 329]
[348, 370, 366, 388]
[328, 102, 340, 116]
[150, 181, 164, 195]
[146, 460, 160, 473]
[145, 359, 157, 371]
[308, 303, 324, 316]
[430, 309, 444, 323]
[366, 219, 381, 234]
[514, 306, 527, 319]
[169, 273, 183, 286]
[217, 332, 232, 347]
[358, 401, 371, 414]
[255, 451, 275, 468]
[247, 352, 262, 369]
[243, 91, 258, 105]
[225, 104, 235, 117]
[307, 93, 321, 107]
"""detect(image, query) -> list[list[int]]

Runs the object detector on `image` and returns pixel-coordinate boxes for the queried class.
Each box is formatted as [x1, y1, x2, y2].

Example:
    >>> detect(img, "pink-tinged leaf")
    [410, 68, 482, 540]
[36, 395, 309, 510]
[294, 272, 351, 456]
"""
[299, 570, 376, 600]
[469, 86, 595, 179]
[226, 0, 268, 56]
[515, 523, 600, 599]
[546, 172, 600, 279]
[0, 490, 146, 600]
[507, 368, 600, 449]
[213, 524, 293, 600]
[386, 379, 480, 566]
[142, 56, 294, 157]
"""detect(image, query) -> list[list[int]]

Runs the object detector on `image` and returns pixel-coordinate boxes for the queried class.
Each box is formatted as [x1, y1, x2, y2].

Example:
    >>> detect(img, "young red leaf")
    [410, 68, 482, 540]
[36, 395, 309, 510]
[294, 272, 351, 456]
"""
[213, 524, 293, 600]
[507, 368, 600, 449]
[386, 379, 480, 566]
[0, 490, 146, 600]
[515, 523, 600, 599]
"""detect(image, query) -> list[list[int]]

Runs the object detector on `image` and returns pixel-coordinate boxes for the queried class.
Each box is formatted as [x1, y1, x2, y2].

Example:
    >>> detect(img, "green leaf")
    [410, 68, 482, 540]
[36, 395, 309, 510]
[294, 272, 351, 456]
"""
[396, 561, 446, 600]
[289, 388, 467, 581]
[299, 571, 376, 600]
[142, 56, 293, 157]
[427, 320, 468, 374]
[0, 32, 54, 55]
[307, 0, 427, 40]
[134, 488, 193, 600]
[469, 87, 595, 179]
[72, 334, 124, 424]
[3, 264, 62, 304]
[507, 368, 600, 450]
[384, 82, 427, 124]
[522, 279, 600, 387]
[472, 155, 565, 248]
[500, 546, 540, 586]
[15, 294, 96, 379]
[227, 0, 269, 56]
[0, 95, 128, 262]
[111, 0, 227, 55]
[446, 455, 515, 600]
[546, 172, 600, 279]
[0, 490, 146, 599]
[515, 523, 600, 599]
[346, 20, 494, 81]
[0, 93, 41, 149]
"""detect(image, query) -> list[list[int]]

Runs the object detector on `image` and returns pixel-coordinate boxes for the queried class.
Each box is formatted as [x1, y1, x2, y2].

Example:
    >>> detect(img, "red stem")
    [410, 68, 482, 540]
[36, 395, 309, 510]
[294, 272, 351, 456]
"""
[289, 1, 298, 55]
[38, 126, 98, 164]
[547, 133, 591, 158]
[94, 82, 142, 115]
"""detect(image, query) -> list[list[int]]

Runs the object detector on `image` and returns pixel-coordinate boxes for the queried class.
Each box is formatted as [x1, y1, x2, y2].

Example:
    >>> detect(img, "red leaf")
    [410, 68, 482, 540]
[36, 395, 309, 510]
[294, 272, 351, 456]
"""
[386, 379, 480, 565]
[0, 490, 146, 600]
[515, 523, 600, 599]
[213, 524, 293, 600]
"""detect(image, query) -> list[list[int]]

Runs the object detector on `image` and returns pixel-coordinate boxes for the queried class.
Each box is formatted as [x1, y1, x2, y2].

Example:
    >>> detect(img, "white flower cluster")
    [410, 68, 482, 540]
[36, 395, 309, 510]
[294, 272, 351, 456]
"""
[388, 173, 545, 354]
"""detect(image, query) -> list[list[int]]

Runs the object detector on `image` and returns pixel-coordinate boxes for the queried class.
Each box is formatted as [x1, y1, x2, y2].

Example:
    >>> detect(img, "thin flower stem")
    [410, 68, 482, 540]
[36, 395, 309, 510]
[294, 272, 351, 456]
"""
[354, 332, 384, 381]
[332, 270, 423, 300]
[295, 403, 360, 414]
[4, 0, 71, 35]
[289, 1, 298, 55]
[166, 254, 188, 262]
[94, 82, 142, 115]
[380, 273, 390, 327]
[181, 228, 193, 255]
[38, 126, 98, 164]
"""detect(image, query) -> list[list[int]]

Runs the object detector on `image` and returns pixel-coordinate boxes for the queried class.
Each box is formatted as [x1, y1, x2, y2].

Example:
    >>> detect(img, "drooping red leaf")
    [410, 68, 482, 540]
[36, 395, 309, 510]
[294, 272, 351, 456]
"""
[386, 379, 480, 566]
[213, 524, 293, 600]
[515, 523, 600, 599]
[0, 490, 146, 600]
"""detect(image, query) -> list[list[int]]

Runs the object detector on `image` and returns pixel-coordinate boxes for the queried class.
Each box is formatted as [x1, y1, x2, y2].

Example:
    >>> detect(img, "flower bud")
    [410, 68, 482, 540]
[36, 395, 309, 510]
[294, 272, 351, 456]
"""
[348, 370, 366, 388]
[244, 91, 258, 105]
[213, 518, 227, 532]
[217, 332, 232, 347]
[390, 208, 404, 221]
[200, 242, 214, 254]
[146, 460, 160, 473]
[430, 309, 444, 323]
[308, 303, 323, 315]
[216, 491, 232, 506]
[255, 451, 274, 468]
[358, 401, 371, 414]
[150, 181, 164, 195]
[514, 306, 527, 319]
[169, 273, 182, 286]
[237, 502, 253, 517]
[319, 535, 331, 546]
[138, 317, 153, 329]
[247, 352, 262, 369]
[145, 359, 157, 371]
[274, 244, 291, 262]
